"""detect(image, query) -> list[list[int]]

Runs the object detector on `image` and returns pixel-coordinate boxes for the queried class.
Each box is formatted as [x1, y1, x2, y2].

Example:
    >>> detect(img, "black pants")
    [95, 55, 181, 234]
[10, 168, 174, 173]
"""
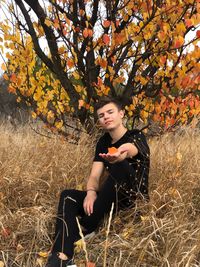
[51, 160, 135, 258]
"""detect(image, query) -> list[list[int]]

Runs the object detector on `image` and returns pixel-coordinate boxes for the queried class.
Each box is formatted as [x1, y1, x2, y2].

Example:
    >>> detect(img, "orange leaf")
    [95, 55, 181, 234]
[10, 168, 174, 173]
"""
[88, 29, 93, 37]
[103, 34, 110, 45]
[1, 227, 11, 238]
[86, 262, 96, 267]
[196, 30, 200, 38]
[3, 73, 9, 80]
[99, 58, 107, 69]
[108, 147, 118, 154]
[83, 28, 89, 38]
[8, 85, 16, 94]
[174, 36, 184, 48]
[10, 73, 17, 83]
[185, 19, 193, 28]
[159, 55, 166, 65]
[53, 18, 60, 28]
[67, 59, 74, 68]
[78, 99, 85, 109]
[103, 20, 111, 28]
[74, 27, 80, 33]
[115, 20, 120, 27]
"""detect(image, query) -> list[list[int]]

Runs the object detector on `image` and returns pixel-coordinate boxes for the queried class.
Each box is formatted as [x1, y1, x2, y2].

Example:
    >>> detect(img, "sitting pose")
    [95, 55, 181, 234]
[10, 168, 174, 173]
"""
[46, 96, 150, 267]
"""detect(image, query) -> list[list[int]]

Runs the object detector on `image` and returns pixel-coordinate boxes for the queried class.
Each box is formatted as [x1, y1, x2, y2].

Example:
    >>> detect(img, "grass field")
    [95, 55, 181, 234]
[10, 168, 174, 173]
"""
[0, 122, 200, 267]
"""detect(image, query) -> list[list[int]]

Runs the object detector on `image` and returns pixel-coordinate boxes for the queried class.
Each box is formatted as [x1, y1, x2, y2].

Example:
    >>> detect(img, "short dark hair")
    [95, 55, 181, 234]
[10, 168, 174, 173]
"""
[94, 96, 124, 114]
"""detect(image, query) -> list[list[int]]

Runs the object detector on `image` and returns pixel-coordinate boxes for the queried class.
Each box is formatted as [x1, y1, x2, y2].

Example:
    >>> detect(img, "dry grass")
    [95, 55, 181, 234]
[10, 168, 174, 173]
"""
[0, 121, 200, 267]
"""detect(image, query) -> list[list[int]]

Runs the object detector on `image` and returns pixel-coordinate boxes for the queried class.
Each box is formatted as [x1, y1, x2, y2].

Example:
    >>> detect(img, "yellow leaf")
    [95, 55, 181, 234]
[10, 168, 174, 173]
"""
[55, 120, 63, 129]
[74, 239, 84, 253]
[3, 73, 9, 80]
[38, 251, 49, 258]
[176, 152, 182, 161]
[76, 184, 84, 190]
[31, 112, 37, 119]
[47, 110, 55, 123]
[73, 72, 80, 80]
[1, 63, 7, 71]
[168, 188, 180, 199]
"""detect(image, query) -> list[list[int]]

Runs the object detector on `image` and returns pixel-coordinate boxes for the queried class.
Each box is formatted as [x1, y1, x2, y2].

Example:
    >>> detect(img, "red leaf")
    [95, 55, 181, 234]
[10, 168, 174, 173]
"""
[196, 30, 200, 38]
[10, 73, 17, 83]
[174, 36, 184, 48]
[1, 227, 11, 238]
[103, 34, 110, 45]
[88, 29, 93, 37]
[103, 20, 111, 28]
[83, 28, 89, 38]
[86, 262, 96, 267]
[185, 19, 193, 28]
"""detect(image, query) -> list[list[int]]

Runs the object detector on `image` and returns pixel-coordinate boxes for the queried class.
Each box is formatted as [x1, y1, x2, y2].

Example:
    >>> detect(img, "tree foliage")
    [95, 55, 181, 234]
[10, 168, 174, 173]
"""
[0, 0, 200, 132]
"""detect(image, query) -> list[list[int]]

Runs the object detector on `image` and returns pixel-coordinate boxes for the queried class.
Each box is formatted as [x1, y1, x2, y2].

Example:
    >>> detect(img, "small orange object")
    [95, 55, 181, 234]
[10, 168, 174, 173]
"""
[108, 147, 118, 154]
[86, 262, 96, 267]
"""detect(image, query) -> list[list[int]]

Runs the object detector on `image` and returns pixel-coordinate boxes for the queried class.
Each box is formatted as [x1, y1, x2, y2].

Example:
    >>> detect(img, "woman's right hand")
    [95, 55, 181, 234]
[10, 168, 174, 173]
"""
[83, 191, 97, 216]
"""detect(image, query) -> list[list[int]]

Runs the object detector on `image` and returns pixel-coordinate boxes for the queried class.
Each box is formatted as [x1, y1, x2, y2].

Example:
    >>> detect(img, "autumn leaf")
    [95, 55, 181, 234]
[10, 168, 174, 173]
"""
[88, 29, 93, 37]
[74, 239, 84, 253]
[159, 55, 167, 65]
[1, 63, 7, 71]
[55, 120, 63, 129]
[108, 147, 118, 154]
[196, 30, 200, 38]
[67, 59, 74, 68]
[83, 28, 89, 38]
[38, 251, 49, 258]
[174, 36, 184, 48]
[86, 262, 96, 267]
[103, 34, 110, 45]
[176, 152, 182, 161]
[103, 20, 111, 28]
[185, 18, 193, 28]
[1, 0, 200, 133]
[1, 227, 11, 238]
[31, 111, 37, 119]
[10, 73, 17, 83]
[78, 99, 85, 109]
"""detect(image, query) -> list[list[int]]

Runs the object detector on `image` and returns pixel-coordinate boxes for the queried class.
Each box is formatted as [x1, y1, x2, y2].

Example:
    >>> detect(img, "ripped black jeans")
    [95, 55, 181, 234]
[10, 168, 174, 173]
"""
[51, 160, 136, 258]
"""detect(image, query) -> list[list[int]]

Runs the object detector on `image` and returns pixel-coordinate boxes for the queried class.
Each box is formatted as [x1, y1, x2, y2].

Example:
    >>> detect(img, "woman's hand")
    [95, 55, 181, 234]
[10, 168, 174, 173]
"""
[83, 191, 97, 216]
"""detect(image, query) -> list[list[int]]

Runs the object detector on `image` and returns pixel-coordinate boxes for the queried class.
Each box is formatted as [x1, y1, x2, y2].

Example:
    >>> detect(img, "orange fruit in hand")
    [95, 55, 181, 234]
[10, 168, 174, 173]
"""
[108, 147, 118, 154]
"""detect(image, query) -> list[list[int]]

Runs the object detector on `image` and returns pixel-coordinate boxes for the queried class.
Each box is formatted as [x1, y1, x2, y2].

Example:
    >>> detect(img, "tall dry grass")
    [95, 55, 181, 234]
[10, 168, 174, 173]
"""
[0, 121, 200, 267]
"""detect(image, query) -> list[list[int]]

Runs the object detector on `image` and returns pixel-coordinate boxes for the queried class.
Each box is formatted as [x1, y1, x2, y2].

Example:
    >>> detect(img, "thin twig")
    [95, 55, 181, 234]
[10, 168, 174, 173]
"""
[103, 202, 114, 267]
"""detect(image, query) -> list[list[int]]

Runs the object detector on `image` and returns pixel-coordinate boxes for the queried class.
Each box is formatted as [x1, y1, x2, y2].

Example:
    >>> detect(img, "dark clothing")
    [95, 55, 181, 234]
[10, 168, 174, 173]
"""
[52, 130, 150, 258]
[94, 129, 150, 197]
